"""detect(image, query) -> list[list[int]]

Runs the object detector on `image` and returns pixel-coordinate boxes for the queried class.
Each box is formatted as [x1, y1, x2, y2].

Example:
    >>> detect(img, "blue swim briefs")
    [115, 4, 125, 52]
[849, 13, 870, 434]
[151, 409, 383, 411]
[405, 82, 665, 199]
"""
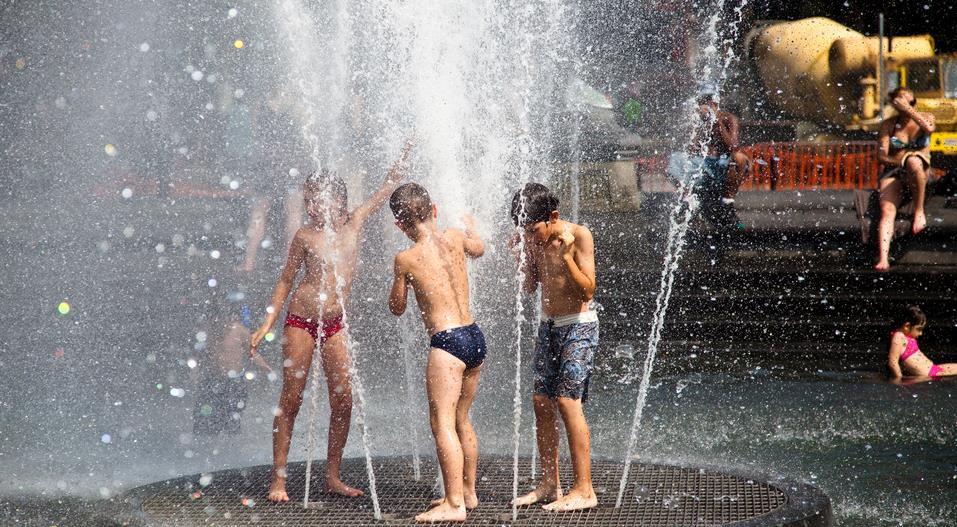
[430, 323, 487, 370]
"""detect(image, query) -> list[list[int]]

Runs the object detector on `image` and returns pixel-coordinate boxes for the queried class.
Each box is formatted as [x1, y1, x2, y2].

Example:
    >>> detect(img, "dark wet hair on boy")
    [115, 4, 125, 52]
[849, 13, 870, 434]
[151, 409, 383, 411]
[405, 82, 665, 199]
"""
[305, 169, 348, 205]
[894, 304, 927, 328]
[510, 182, 559, 226]
[390, 182, 432, 229]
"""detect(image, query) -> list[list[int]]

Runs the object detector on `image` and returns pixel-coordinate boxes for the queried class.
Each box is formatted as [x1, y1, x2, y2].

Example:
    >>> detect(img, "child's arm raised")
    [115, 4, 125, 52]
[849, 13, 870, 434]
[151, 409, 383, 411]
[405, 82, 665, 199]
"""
[560, 226, 596, 302]
[250, 231, 307, 354]
[887, 333, 906, 379]
[351, 140, 414, 225]
[389, 253, 410, 316]
[461, 214, 485, 258]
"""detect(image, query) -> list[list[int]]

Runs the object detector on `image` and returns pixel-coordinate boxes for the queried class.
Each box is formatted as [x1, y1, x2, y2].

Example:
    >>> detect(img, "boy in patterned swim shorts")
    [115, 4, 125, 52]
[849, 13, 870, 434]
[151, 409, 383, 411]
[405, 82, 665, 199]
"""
[509, 182, 599, 512]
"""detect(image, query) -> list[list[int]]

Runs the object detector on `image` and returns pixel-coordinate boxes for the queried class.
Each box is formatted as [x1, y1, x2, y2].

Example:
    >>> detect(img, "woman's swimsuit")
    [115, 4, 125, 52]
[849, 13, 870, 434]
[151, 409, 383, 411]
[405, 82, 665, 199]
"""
[285, 312, 343, 345]
[882, 134, 931, 180]
[889, 135, 930, 151]
[893, 331, 942, 378]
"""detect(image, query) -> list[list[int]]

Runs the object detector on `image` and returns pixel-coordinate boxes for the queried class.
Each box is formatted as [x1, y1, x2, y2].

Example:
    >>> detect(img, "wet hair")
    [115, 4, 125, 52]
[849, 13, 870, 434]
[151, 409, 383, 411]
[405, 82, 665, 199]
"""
[390, 182, 432, 229]
[511, 182, 559, 226]
[304, 169, 348, 207]
[888, 86, 916, 103]
[893, 305, 927, 329]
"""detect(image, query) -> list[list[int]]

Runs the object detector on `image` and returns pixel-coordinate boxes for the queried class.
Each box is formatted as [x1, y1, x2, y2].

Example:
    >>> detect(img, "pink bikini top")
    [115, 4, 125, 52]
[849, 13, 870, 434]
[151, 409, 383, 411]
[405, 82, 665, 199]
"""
[892, 331, 920, 362]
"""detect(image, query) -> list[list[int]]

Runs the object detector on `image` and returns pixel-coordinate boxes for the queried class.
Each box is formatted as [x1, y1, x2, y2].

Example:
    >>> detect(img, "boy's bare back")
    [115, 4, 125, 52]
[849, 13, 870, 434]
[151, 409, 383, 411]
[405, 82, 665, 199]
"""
[394, 228, 477, 335]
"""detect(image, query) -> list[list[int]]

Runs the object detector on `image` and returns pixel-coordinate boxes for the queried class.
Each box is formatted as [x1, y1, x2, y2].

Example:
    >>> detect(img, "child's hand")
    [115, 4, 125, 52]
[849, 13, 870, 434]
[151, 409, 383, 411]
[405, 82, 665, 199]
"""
[462, 213, 477, 233]
[891, 95, 912, 112]
[559, 227, 575, 258]
[386, 138, 415, 184]
[250, 323, 272, 356]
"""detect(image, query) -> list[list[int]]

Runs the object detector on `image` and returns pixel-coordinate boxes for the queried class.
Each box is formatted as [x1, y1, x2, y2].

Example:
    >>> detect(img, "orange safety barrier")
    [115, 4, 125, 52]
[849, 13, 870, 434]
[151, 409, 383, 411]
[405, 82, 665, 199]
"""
[738, 141, 879, 191]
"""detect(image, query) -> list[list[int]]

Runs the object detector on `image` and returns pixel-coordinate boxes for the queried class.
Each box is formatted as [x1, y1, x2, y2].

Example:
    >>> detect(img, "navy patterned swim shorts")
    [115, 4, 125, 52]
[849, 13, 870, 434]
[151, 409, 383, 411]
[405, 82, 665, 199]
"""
[533, 319, 599, 402]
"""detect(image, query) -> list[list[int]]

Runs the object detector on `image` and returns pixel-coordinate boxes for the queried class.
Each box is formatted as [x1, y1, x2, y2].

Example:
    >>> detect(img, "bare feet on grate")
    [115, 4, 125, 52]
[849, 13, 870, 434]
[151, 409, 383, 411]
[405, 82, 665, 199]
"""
[325, 477, 364, 497]
[542, 488, 597, 512]
[431, 492, 477, 510]
[415, 499, 467, 523]
[512, 483, 561, 506]
[267, 476, 289, 503]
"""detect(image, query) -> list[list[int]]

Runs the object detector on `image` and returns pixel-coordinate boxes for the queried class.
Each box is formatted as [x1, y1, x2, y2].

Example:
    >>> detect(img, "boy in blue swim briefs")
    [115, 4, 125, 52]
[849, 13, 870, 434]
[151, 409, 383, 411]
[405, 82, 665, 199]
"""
[510, 182, 598, 512]
[388, 183, 487, 523]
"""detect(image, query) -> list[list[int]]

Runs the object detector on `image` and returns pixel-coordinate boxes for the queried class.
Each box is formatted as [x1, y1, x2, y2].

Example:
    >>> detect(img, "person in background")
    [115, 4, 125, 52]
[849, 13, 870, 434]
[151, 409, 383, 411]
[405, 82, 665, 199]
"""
[887, 305, 957, 380]
[193, 303, 272, 436]
[874, 87, 936, 271]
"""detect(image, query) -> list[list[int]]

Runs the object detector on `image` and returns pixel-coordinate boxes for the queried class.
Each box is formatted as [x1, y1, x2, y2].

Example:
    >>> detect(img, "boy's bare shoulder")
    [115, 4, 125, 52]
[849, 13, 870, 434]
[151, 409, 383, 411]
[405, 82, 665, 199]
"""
[293, 225, 314, 242]
[571, 222, 593, 240]
[394, 246, 417, 269]
[394, 246, 413, 262]
[443, 227, 466, 240]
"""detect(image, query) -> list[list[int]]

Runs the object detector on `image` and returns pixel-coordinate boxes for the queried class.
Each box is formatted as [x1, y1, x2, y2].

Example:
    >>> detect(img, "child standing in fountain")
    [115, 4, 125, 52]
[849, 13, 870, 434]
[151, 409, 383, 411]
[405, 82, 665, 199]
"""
[888, 305, 957, 380]
[510, 182, 598, 512]
[250, 142, 412, 502]
[388, 183, 486, 523]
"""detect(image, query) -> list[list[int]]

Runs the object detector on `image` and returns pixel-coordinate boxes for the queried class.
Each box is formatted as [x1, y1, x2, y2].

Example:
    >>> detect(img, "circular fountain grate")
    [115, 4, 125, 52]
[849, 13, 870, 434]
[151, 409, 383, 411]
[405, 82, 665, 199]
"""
[122, 456, 828, 526]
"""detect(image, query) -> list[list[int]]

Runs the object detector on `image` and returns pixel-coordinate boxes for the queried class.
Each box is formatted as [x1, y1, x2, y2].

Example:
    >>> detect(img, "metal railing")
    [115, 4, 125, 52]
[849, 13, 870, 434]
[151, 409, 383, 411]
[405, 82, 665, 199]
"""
[738, 141, 879, 191]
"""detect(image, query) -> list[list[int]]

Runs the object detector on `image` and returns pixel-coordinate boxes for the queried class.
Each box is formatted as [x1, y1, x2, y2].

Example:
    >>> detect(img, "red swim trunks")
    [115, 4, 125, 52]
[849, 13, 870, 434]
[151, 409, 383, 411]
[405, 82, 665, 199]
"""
[284, 313, 343, 344]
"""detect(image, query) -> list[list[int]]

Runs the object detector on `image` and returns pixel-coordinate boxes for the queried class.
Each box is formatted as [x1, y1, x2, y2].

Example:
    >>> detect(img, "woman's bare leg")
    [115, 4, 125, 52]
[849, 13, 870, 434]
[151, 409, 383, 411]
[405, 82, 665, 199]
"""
[875, 177, 903, 271]
[904, 156, 928, 234]
[932, 363, 957, 377]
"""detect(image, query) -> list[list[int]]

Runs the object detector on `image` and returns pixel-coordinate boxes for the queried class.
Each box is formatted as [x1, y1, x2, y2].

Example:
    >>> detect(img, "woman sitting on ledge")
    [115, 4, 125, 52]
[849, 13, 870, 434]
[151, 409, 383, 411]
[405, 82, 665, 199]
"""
[874, 87, 936, 271]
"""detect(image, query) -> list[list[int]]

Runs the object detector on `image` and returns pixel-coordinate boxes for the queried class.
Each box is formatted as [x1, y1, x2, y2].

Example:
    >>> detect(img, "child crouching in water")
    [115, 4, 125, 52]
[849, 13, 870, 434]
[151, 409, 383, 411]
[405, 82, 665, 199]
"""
[250, 143, 412, 502]
[888, 305, 957, 380]
[388, 183, 486, 523]
[511, 182, 598, 511]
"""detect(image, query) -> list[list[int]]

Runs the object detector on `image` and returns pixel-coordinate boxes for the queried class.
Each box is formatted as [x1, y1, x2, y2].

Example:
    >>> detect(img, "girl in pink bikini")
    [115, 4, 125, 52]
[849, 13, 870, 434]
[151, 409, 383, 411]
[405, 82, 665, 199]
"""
[888, 305, 957, 380]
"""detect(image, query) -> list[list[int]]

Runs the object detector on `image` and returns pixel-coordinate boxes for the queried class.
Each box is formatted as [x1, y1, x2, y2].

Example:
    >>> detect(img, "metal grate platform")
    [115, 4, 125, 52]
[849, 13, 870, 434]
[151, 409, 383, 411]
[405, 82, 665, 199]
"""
[121, 456, 831, 526]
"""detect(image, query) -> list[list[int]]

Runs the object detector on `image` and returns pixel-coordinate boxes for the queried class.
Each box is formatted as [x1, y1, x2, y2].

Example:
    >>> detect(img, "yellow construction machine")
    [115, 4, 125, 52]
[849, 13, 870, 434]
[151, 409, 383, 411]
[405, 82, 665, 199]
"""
[746, 17, 957, 168]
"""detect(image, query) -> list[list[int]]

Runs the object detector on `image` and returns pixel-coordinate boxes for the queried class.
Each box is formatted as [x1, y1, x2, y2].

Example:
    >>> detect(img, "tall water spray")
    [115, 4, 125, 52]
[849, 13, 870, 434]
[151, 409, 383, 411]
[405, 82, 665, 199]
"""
[615, 0, 751, 508]
[274, 0, 577, 514]
[276, 0, 381, 514]
[398, 311, 422, 481]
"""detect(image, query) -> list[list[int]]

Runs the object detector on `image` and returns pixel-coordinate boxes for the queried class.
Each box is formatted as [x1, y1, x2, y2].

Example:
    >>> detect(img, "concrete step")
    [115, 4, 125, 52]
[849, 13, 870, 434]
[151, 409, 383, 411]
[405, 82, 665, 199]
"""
[598, 267, 957, 297]
[598, 317, 957, 347]
[597, 292, 957, 322]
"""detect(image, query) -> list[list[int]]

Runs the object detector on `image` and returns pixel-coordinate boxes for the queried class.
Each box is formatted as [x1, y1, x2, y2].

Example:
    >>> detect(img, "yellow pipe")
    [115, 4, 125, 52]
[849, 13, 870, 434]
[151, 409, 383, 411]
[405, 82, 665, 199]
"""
[751, 17, 934, 126]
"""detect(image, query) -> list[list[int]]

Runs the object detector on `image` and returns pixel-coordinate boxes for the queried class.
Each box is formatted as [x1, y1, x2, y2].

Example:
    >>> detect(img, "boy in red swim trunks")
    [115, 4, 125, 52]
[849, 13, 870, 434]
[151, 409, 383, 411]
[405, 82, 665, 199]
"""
[250, 141, 412, 502]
